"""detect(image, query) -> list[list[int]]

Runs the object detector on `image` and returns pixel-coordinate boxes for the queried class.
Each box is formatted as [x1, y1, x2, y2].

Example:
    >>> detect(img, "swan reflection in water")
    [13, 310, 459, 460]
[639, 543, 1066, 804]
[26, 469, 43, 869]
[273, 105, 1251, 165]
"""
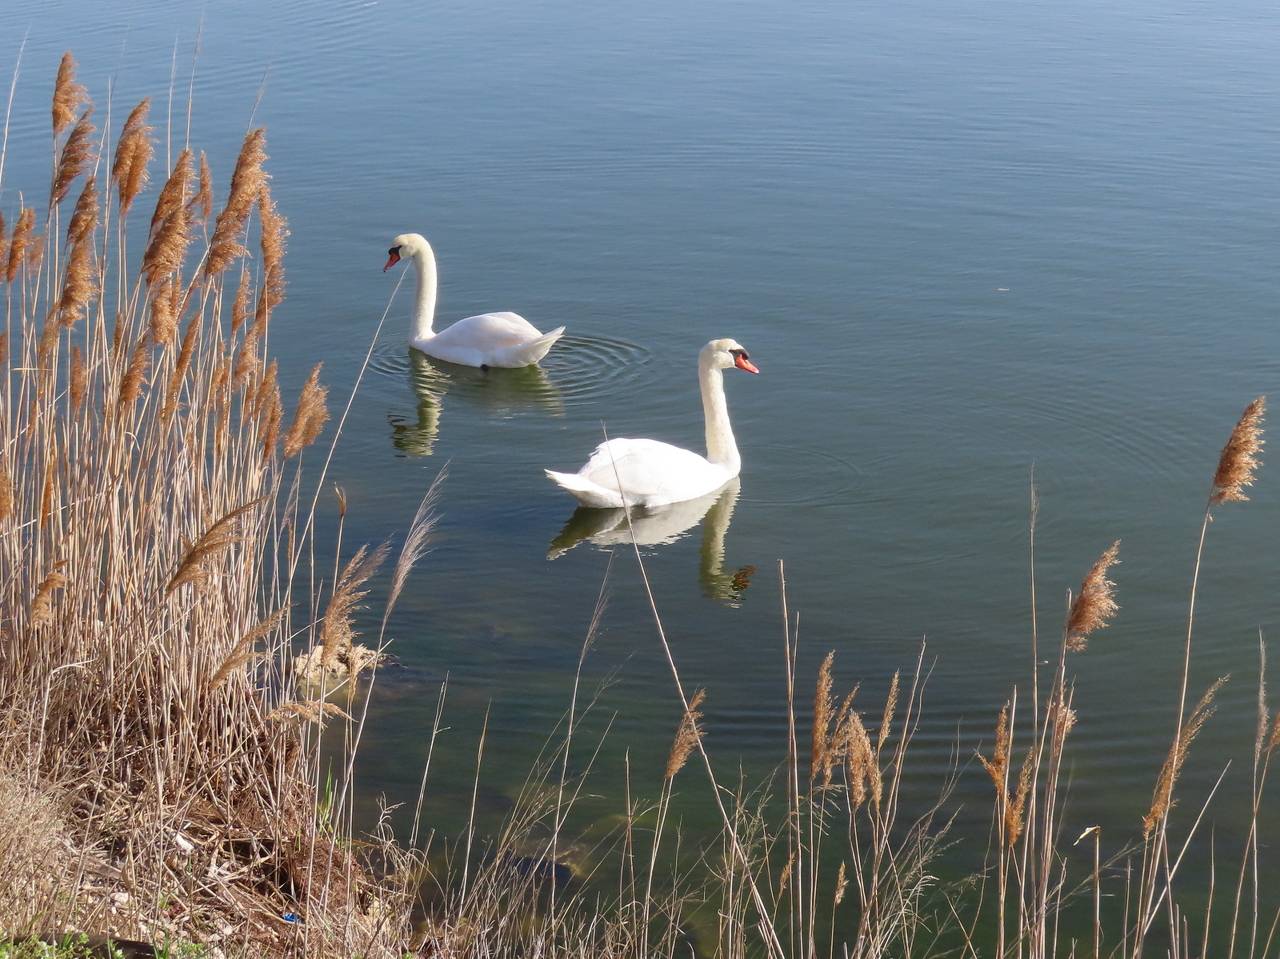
[389, 349, 565, 457]
[547, 478, 755, 606]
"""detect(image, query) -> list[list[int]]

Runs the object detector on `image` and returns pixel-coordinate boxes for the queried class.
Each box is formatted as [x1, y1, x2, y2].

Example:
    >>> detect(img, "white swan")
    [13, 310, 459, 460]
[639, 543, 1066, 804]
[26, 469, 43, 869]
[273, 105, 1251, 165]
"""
[545, 338, 759, 509]
[384, 232, 565, 368]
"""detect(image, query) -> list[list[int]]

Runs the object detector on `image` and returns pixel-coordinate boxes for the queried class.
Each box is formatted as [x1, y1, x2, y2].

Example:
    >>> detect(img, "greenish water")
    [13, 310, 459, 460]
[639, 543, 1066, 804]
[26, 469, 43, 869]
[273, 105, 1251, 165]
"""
[6, 0, 1280, 922]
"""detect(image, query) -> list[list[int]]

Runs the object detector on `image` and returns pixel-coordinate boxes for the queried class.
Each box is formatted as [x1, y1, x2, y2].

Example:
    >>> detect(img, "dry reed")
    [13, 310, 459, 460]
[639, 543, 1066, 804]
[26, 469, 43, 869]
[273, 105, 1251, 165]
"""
[1066, 539, 1120, 651]
[111, 98, 153, 216]
[50, 53, 85, 135]
[665, 688, 706, 780]
[1212, 396, 1266, 504]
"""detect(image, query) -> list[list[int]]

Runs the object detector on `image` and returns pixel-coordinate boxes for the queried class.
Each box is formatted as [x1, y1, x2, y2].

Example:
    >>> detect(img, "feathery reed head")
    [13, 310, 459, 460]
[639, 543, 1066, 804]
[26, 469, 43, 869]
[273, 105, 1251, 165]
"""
[206, 128, 268, 279]
[1006, 747, 1033, 846]
[6, 209, 35, 284]
[811, 651, 835, 781]
[0, 212, 7, 272]
[52, 109, 96, 206]
[191, 151, 213, 223]
[319, 544, 389, 669]
[167, 501, 261, 595]
[978, 702, 1011, 792]
[66, 175, 99, 246]
[257, 187, 288, 310]
[52, 53, 86, 135]
[1143, 676, 1227, 838]
[0, 460, 11, 524]
[665, 689, 706, 780]
[1211, 396, 1265, 505]
[1066, 540, 1121, 652]
[30, 566, 68, 629]
[143, 152, 193, 292]
[282, 364, 331, 459]
[112, 99, 154, 216]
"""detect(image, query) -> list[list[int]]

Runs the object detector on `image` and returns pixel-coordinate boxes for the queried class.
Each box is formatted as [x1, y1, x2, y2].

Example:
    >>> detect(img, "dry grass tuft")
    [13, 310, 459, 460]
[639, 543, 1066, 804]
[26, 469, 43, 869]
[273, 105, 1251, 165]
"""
[1211, 396, 1265, 504]
[665, 689, 707, 780]
[1066, 539, 1120, 651]
[166, 500, 260, 595]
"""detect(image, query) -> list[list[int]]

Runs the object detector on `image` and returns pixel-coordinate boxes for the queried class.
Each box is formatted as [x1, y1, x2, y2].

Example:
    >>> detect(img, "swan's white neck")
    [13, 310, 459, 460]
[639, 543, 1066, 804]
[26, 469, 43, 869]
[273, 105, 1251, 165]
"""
[699, 355, 740, 473]
[408, 243, 439, 341]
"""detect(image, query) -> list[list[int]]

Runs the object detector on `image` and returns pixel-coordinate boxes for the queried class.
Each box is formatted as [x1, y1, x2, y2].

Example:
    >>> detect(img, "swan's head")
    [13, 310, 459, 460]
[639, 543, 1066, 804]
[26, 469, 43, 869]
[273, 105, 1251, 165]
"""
[702, 338, 759, 375]
[384, 232, 428, 272]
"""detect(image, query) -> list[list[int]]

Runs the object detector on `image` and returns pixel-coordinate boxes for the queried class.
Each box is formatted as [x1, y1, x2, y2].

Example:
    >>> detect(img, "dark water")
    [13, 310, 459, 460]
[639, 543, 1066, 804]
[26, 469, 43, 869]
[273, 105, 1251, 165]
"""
[6, 0, 1280, 917]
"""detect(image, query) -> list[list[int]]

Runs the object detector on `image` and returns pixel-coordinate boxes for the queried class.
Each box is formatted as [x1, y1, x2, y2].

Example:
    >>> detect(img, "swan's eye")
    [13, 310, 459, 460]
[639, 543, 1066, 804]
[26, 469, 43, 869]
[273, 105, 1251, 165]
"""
[730, 348, 749, 360]
[388, 246, 401, 256]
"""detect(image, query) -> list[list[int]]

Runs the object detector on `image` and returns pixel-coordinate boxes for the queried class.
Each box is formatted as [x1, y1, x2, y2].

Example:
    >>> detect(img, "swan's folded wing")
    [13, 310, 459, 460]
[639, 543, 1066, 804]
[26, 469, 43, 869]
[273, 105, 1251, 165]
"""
[578, 438, 715, 502]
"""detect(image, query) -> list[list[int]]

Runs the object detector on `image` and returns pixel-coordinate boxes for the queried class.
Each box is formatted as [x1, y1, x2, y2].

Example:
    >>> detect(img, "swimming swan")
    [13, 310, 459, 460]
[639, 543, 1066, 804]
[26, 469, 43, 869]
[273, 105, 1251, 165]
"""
[545, 338, 758, 508]
[384, 232, 565, 368]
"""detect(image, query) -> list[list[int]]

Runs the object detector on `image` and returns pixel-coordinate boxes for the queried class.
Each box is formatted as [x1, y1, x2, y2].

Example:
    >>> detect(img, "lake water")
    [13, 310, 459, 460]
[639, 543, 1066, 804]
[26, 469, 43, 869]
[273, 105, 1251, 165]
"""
[6, 0, 1280, 924]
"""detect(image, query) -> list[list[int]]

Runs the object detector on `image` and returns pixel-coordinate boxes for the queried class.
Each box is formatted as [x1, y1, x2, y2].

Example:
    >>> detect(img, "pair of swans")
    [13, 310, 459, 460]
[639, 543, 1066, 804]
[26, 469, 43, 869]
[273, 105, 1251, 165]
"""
[386, 231, 759, 509]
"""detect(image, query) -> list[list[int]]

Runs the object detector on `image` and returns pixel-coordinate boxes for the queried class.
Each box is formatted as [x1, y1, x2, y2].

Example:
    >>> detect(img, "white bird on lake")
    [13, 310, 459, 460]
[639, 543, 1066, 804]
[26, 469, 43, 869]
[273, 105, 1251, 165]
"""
[545, 338, 759, 509]
[384, 232, 565, 368]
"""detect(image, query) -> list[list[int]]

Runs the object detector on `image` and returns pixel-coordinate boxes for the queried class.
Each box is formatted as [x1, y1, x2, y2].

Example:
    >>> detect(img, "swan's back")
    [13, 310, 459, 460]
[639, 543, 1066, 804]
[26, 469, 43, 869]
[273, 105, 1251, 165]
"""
[546, 438, 731, 508]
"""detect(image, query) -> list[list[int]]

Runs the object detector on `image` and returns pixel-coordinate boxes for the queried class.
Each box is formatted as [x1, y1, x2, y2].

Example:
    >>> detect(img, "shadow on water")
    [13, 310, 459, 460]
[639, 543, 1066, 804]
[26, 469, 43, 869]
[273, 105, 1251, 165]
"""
[547, 478, 755, 606]
[388, 348, 565, 456]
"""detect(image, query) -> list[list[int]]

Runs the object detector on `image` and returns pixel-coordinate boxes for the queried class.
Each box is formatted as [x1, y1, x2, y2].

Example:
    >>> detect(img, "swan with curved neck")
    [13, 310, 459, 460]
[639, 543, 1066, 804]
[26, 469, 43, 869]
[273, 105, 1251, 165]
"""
[384, 232, 565, 368]
[544, 338, 759, 509]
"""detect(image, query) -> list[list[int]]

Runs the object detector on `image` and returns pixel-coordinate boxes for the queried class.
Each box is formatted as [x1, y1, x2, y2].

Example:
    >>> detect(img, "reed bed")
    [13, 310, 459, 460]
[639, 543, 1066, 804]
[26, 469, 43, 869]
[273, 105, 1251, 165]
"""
[2, 49, 1277, 959]
[0, 52, 430, 956]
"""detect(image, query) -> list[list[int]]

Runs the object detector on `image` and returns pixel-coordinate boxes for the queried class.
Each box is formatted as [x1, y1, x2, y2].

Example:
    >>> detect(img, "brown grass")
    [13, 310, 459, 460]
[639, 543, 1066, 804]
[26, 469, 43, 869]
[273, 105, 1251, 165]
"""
[1065, 539, 1120, 651]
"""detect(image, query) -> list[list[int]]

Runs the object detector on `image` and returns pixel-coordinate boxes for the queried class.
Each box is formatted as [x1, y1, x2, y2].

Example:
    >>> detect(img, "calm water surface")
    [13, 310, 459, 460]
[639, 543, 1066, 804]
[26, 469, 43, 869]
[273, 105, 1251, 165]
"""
[6, 0, 1280, 905]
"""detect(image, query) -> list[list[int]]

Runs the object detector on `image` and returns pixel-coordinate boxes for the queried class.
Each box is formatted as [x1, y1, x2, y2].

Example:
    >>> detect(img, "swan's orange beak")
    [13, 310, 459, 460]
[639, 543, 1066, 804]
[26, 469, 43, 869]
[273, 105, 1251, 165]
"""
[734, 354, 759, 374]
[383, 250, 401, 272]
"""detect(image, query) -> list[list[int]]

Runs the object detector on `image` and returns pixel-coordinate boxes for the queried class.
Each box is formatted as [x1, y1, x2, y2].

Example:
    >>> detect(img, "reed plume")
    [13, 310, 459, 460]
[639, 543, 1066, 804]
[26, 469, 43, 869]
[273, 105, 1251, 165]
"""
[52, 109, 95, 206]
[167, 500, 261, 595]
[979, 702, 1011, 792]
[116, 341, 149, 414]
[1006, 747, 1033, 846]
[1143, 676, 1228, 838]
[66, 175, 98, 246]
[319, 544, 389, 669]
[29, 566, 67, 629]
[39, 459, 55, 530]
[1066, 540, 1121, 652]
[69, 346, 87, 412]
[845, 710, 877, 808]
[58, 181, 99, 327]
[0, 462, 11, 523]
[270, 700, 351, 725]
[877, 670, 899, 753]
[142, 152, 192, 292]
[1211, 396, 1265, 504]
[230, 269, 251, 332]
[282, 363, 329, 458]
[6, 208, 34, 283]
[161, 315, 202, 420]
[665, 689, 707, 780]
[258, 187, 287, 310]
[833, 861, 848, 906]
[190, 151, 213, 223]
[206, 128, 267, 279]
[210, 608, 288, 689]
[51, 53, 86, 135]
[112, 99, 153, 216]
[0, 212, 7, 272]
[811, 651, 835, 781]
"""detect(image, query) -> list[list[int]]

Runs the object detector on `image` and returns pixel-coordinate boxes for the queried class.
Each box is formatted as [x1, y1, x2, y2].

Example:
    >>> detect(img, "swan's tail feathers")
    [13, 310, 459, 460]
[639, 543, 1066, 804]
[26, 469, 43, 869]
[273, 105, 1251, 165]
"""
[505, 326, 566, 367]
[544, 469, 623, 509]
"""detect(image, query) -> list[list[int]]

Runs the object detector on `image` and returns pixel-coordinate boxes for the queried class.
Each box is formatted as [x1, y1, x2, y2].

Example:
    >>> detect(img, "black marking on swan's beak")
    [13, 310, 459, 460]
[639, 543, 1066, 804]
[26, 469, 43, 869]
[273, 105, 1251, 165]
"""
[383, 246, 402, 272]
